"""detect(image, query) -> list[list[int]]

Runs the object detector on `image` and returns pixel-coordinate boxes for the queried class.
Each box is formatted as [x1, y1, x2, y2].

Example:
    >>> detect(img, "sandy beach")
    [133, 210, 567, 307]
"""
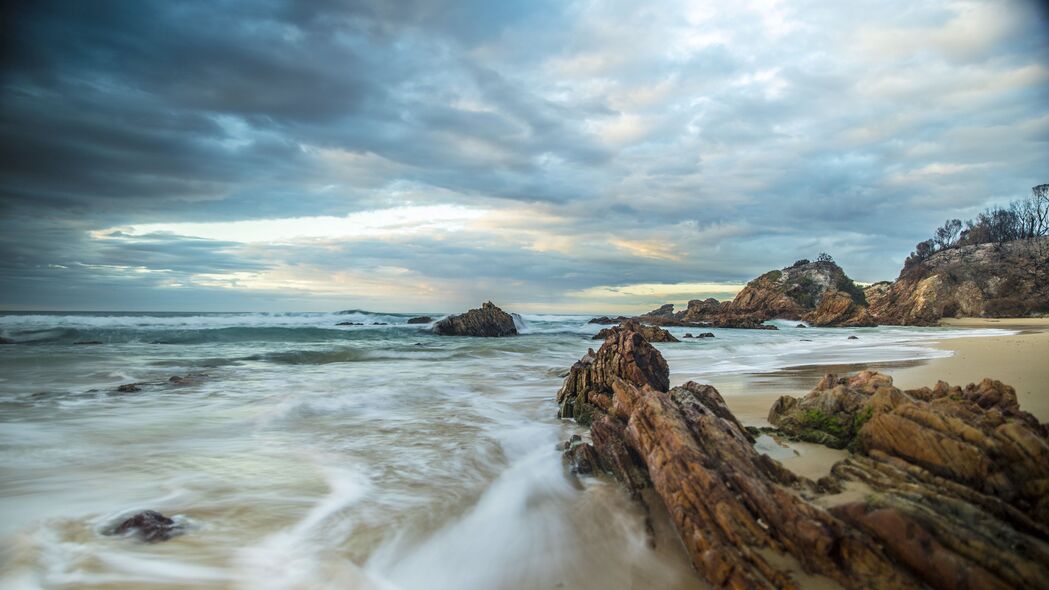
[711, 317, 1049, 480]
[893, 318, 1049, 421]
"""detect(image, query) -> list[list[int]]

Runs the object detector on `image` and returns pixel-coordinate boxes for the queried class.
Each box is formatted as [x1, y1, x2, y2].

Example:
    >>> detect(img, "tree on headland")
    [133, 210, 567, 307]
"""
[906, 184, 1049, 267]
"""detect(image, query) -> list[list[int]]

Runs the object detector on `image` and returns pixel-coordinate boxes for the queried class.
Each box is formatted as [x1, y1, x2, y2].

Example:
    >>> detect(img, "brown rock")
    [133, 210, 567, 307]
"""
[593, 320, 679, 342]
[556, 322, 670, 424]
[805, 290, 876, 327]
[406, 316, 433, 324]
[867, 237, 1049, 325]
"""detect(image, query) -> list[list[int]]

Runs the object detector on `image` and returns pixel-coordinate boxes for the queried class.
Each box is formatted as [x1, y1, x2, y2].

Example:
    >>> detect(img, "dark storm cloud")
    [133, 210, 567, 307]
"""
[1, 0, 1047, 310]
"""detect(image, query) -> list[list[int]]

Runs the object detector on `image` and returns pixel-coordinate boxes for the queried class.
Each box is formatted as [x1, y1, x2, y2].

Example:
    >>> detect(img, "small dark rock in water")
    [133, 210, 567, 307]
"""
[74, 340, 104, 345]
[433, 301, 518, 337]
[372, 322, 388, 325]
[683, 333, 694, 338]
[697, 332, 715, 338]
[116, 383, 141, 393]
[336, 321, 363, 326]
[796, 324, 807, 328]
[800, 339, 813, 342]
[407, 316, 433, 324]
[848, 335, 859, 340]
[109, 510, 183, 543]
[563, 434, 583, 450]
[587, 316, 629, 325]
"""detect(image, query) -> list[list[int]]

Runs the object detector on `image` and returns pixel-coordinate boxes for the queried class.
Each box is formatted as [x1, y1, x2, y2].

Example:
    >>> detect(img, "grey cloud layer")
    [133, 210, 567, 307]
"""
[1, 0, 1046, 310]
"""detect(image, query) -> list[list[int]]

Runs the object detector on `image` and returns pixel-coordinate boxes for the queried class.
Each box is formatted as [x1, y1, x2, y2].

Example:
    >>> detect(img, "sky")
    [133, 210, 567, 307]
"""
[1, 0, 1047, 313]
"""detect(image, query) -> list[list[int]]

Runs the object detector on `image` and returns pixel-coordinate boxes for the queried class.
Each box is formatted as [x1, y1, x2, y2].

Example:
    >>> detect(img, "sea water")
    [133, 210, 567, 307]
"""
[0, 312, 1011, 589]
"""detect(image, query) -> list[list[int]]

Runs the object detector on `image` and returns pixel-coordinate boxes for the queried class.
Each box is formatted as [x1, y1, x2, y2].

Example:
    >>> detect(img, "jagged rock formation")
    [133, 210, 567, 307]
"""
[406, 316, 433, 324]
[555, 323, 669, 425]
[432, 302, 517, 337]
[867, 237, 1049, 325]
[804, 290, 875, 327]
[593, 319, 678, 342]
[718, 259, 870, 326]
[768, 370, 891, 448]
[681, 297, 725, 322]
[639, 258, 871, 329]
[557, 326, 1049, 589]
[642, 303, 677, 318]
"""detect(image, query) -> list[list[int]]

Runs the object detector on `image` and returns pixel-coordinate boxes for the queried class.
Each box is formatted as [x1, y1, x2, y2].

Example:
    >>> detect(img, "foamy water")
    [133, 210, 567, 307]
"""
[0, 312, 1012, 589]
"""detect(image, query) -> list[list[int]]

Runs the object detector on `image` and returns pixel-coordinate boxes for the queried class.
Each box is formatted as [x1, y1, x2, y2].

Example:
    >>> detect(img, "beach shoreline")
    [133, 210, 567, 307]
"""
[706, 317, 1049, 480]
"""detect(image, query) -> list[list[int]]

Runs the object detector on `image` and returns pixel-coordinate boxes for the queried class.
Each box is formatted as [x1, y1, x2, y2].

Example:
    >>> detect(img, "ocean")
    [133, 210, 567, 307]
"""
[0, 311, 1012, 589]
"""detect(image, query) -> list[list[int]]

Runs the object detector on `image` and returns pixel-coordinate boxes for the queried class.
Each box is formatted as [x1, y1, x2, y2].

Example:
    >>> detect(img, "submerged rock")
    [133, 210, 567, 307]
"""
[336, 321, 363, 326]
[108, 510, 184, 543]
[433, 301, 518, 337]
[406, 316, 433, 324]
[116, 383, 141, 393]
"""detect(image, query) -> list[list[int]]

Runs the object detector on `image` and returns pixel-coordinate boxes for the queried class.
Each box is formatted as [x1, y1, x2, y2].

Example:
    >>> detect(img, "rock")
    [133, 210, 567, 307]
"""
[706, 315, 778, 329]
[336, 321, 363, 326]
[716, 258, 871, 326]
[681, 297, 725, 322]
[108, 510, 184, 543]
[559, 344, 1049, 589]
[697, 332, 714, 338]
[372, 322, 388, 325]
[683, 333, 693, 338]
[433, 302, 518, 337]
[796, 324, 807, 328]
[805, 290, 876, 327]
[767, 370, 892, 449]
[556, 321, 669, 424]
[565, 369, 920, 588]
[848, 335, 859, 340]
[406, 316, 433, 324]
[867, 237, 1049, 325]
[565, 439, 600, 474]
[74, 340, 103, 345]
[588, 316, 630, 324]
[593, 320, 678, 343]
[116, 383, 141, 393]
[642, 303, 676, 318]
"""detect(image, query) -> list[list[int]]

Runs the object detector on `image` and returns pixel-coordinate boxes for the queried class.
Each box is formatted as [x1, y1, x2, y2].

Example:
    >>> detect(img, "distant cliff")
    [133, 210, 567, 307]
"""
[866, 237, 1049, 325]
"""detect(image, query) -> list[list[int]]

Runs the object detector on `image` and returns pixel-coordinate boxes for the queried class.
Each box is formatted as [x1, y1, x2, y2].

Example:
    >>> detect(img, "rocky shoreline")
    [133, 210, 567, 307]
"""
[557, 322, 1049, 589]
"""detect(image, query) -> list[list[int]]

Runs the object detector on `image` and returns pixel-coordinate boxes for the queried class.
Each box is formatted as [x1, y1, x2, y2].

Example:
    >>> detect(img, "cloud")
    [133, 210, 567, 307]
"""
[1, 0, 1047, 311]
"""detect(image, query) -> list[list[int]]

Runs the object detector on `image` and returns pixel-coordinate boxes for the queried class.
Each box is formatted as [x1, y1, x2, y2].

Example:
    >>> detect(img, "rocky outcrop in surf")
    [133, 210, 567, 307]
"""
[556, 322, 669, 425]
[106, 510, 184, 543]
[622, 256, 872, 329]
[706, 257, 870, 327]
[432, 302, 518, 337]
[866, 237, 1049, 325]
[592, 319, 678, 342]
[406, 316, 433, 324]
[557, 326, 1049, 589]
